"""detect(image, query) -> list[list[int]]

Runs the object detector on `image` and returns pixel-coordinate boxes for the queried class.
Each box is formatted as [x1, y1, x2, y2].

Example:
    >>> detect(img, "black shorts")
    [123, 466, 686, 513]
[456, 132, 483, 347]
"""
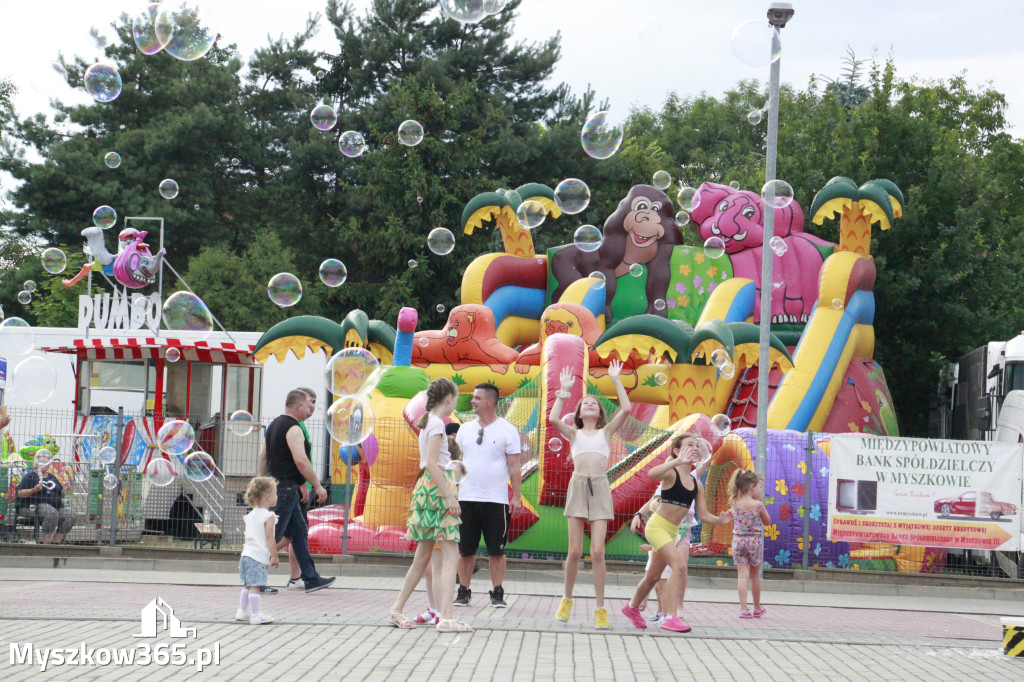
[458, 501, 510, 557]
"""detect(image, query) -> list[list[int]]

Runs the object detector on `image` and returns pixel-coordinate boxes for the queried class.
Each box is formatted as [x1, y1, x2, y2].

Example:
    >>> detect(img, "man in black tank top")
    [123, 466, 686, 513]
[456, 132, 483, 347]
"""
[257, 388, 335, 593]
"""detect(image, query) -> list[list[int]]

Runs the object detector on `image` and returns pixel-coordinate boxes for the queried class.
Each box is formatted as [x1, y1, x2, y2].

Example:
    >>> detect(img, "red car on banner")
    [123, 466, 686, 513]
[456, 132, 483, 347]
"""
[933, 491, 1018, 520]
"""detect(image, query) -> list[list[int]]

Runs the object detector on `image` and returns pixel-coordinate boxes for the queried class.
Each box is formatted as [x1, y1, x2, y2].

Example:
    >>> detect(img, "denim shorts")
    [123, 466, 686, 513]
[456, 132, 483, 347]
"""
[239, 556, 269, 587]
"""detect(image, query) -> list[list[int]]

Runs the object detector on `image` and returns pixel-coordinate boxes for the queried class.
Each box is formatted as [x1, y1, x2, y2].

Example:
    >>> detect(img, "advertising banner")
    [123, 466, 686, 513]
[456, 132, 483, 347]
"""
[828, 435, 1022, 551]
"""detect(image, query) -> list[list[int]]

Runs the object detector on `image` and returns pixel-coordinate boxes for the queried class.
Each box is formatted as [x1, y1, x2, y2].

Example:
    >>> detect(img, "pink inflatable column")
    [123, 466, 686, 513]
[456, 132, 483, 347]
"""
[538, 334, 588, 506]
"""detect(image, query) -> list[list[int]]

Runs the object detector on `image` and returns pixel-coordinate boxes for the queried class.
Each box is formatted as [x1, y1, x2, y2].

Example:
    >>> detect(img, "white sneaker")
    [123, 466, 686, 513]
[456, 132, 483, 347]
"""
[249, 612, 274, 625]
[234, 609, 249, 622]
[286, 578, 304, 591]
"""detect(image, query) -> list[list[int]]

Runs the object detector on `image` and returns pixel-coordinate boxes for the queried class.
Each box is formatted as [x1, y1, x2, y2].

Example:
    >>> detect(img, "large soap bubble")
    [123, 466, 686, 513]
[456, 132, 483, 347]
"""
[710, 349, 730, 369]
[159, 179, 179, 200]
[731, 20, 782, 68]
[677, 187, 700, 212]
[652, 170, 672, 190]
[319, 259, 347, 287]
[581, 111, 623, 160]
[0, 318, 36, 356]
[427, 227, 456, 255]
[84, 63, 122, 103]
[339, 131, 366, 157]
[99, 446, 118, 466]
[327, 395, 375, 446]
[325, 347, 382, 397]
[703, 236, 726, 259]
[155, 2, 219, 61]
[41, 248, 67, 274]
[769, 235, 788, 256]
[104, 152, 121, 169]
[310, 104, 338, 131]
[17, 291, 31, 305]
[482, 0, 508, 14]
[30, 60, 70, 96]
[554, 178, 590, 215]
[587, 271, 607, 290]
[183, 451, 216, 482]
[13, 356, 57, 405]
[163, 291, 213, 337]
[146, 457, 176, 486]
[157, 419, 195, 456]
[573, 225, 602, 252]
[398, 120, 424, 146]
[516, 200, 547, 230]
[440, 0, 487, 24]
[103, 473, 119, 490]
[228, 411, 255, 436]
[93, 205, 117, 229]
[761, 179, 794, 209]
[267, 273, 302, 307]
[133, 3, 171, 55]
[711, 413, 732, 437]
[23, 281, 37, 293]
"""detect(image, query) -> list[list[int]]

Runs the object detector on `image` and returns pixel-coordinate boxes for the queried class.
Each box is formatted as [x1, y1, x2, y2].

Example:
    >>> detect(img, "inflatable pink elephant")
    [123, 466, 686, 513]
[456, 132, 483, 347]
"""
[689, 182, 834, 324]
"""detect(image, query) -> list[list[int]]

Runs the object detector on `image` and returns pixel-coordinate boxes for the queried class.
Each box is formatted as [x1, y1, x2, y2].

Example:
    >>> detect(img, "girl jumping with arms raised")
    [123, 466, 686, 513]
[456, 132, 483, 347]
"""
[549, 359, 630, 629]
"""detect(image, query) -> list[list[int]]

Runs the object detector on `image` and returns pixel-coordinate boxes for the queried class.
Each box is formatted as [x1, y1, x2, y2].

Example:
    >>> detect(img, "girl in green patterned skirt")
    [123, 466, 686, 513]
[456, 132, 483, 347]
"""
[389, 377, 471, 632]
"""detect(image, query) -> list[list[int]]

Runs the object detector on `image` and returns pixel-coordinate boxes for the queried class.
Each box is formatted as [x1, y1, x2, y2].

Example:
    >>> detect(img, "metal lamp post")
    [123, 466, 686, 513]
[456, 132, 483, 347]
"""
[755, 3, 795, 481]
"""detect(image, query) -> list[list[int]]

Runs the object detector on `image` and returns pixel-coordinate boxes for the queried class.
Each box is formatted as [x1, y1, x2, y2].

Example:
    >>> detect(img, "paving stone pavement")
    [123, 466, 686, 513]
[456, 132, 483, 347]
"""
[1, 565, 1022, 680]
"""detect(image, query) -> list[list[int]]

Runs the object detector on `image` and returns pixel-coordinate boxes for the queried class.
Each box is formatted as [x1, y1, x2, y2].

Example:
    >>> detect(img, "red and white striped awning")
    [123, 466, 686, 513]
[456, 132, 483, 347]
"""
[40, 337, 257, 364]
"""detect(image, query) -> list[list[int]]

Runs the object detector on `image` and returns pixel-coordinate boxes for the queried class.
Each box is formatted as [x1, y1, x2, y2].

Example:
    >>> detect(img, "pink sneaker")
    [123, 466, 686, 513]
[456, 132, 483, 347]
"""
[659, 615, 691, 632]
[753, 607, 766, 618]
[620, 604, 648, 629]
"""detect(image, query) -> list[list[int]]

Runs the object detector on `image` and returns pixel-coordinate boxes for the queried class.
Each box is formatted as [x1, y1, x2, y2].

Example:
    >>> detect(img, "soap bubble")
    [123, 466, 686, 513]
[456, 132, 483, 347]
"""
[316, 70, 326, 81]
[184, 451, 216, 482]
[629, 263, 644, 278]
[155, 2, 219, 61]
[146, 458, 175, 486]
[747, 109, 762, 125]
[267, 273, 302, 307]
[769, 236, 788, 256]
[581, 110, 623, 160]
[729, 181, 741, 190]
[731, 20, 782, 68]
[720, 363, 736, 380]
[104, 152, 121, 168]
[325, 347, 382, 397]
[165, 347, 181, 362]
[158, 179, 179, 200]
[23, 280, 37, 293]
[554, 178, 591, 215]
[230, 157, 240, 166]
[710, 349, 729, 369]
[483, 0, 508, 14]
[13, 356, 57, 405]
[675, 210, 690, 227]
[327, 395, 375, 446]
[157, 420, 195, 456]
[548, 438, 562, 453]
[30, 60, 70, 96]
[677, 186, 700, 212]
[652, 170, 672, 190]
[17, 291, 31, 305]
[319, 259, 347, 287]
[446, 460, 468, 484]
[832, 298, 844, 310]
[99, 446, 117, 465]
[416, 196, 424, 204]
[408, 259, 418, 269]
[711, 413, 731, 436]
[516, 200, 547, 230]
[440, 0, 487, 24]
[339, 130, 365, 157]
[587, 271, 607, 290]
[703, 237, 725, 259]
[103, 473, 119, 490]
[93, 205, 117, 229]
[436, 304, 445, 313]
[654, 372, 668, 386]
[504, 189, 522, 205]
[84, 63, 122, 102]
[398, 119, 424, 146]
[761, 180, 794, 209]
[573, 225, 602, 253]
[638, 19, 664, 45]
[427, 227, 456, 255]
[0, 318, 36, 355]
[132, 3, 170, 55]
[163, 291, 214, 337]
[417, 337, 428, 347]
[193, 204, 200, 210]
[228, 411, 255, 436]
[653, 299, 666, 311]
[310, 104, 338, 131]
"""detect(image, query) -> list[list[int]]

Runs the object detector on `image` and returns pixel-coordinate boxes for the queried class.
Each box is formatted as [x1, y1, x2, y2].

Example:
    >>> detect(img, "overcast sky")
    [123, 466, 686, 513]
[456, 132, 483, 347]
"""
[2, 0, 1022, 142]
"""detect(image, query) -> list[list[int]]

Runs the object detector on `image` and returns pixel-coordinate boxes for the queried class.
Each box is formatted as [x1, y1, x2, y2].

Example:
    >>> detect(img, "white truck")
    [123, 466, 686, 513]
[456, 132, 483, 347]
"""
[935, 332, 1024, 578]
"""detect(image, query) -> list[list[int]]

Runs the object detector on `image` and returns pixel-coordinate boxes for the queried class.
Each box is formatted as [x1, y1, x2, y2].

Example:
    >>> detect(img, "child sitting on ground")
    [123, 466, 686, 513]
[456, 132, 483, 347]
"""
[235, 476, 279, 625]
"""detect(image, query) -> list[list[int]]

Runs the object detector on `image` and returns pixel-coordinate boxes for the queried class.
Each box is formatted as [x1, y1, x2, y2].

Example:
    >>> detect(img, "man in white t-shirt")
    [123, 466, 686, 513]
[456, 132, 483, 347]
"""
[453, 382, 522, 608]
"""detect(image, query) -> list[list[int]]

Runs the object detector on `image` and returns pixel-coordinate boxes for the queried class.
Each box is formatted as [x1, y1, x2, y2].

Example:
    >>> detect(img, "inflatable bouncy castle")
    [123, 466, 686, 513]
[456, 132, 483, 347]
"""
[253, 176, 931, 570]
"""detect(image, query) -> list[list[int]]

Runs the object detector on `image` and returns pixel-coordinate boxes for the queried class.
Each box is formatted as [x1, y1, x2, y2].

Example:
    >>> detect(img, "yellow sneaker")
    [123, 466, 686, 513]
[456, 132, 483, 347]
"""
[594, 607, 610, 629]
[555, 598, 573, 621]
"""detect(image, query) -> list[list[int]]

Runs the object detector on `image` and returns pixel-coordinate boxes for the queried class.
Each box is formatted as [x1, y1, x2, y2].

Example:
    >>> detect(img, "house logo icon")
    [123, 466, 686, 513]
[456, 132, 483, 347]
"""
[133, 597, 197, 639]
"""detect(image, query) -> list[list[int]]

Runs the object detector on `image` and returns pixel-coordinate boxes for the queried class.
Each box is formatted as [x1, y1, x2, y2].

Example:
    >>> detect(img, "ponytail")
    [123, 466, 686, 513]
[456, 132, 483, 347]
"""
[415, 377, 458, 429]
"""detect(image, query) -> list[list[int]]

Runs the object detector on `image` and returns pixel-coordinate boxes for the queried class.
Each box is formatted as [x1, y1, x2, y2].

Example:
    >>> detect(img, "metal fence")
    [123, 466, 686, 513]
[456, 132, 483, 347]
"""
[0, 404, 1019, 579]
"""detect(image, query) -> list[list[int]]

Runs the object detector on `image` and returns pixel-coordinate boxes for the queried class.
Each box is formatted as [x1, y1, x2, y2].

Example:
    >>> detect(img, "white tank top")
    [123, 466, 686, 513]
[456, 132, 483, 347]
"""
[572, 429, 610, 460]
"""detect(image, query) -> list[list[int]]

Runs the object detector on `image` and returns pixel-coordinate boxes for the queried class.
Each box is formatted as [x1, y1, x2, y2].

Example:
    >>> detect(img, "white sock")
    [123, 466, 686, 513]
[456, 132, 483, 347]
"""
[239, 589, 250, 611]
[249, 594, 261, 616]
